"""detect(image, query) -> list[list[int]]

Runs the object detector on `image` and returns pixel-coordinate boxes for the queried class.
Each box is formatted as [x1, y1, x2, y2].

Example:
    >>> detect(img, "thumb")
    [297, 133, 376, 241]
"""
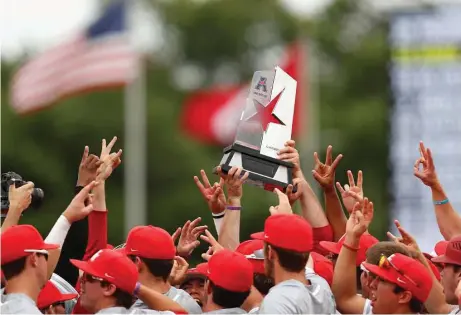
[9, 183, 16, 194]
[78, 181, 99, 200]
[82, 204, 94, 216]
[269, 206, 277, 215]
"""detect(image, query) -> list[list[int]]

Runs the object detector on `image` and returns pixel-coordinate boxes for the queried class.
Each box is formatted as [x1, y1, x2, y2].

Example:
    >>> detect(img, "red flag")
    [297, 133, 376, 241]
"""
[181, 43, 305, 145]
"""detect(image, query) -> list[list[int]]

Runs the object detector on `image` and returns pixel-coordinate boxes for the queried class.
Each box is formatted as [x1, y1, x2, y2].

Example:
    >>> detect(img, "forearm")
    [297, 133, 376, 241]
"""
[45, 215, 72, 278]
[324, 188, 347, 241]
[82, 211, 108, 260]
[431, 183, 461, 240]
[137, 284, 186, 313]
[218, 198, 240, 251]
[332, 235, 365, 313]
[1, 207, 22, 232]
[92, 182, 106, 210]
[299, 182, 329, 228]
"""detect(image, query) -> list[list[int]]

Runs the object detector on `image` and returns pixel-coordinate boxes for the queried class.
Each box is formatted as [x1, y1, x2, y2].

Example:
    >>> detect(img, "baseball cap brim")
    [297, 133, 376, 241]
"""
[250, 232, 265, 241]
[319, 241, 340, 255]
[70, 259, 103, 279]
[431, 254, 460, 265]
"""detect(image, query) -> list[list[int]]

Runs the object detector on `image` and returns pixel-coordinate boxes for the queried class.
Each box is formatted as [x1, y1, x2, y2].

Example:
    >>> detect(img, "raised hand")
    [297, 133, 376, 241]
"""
[200, 229, 224, 261]
[176, 217, 208, 257]
[194, 170, 226, 214]
[8, 182, 34, 213]
[387, 220, 421, 254]
[414, 141, 439, 188]
[269, 188, 293, 215]
[346, 198, 373, 239]
[278, 140, 302, 178]
[77, 146, 102, 187]
[336, 170, 364, 214]
[218, 166, 249, 200]
[312, 145, 343, 191]
[286, 177, 306, 205]
[169, 256, 189, 286]
[63, 181, 99, 223]
[97, 150, 123, 181]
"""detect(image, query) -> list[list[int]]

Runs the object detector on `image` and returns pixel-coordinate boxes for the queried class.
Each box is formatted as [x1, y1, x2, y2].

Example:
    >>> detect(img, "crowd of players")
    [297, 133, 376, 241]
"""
[1, 137, 460, 314]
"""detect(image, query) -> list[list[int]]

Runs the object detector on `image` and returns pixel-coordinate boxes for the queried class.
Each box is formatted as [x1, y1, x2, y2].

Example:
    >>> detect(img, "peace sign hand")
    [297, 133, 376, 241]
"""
[387, 220, 421, 254]
[414, 141, 439, 188]
[194, 170, 226, 214]
[312, 145, 343, 191]
[336, 170, 364, 214]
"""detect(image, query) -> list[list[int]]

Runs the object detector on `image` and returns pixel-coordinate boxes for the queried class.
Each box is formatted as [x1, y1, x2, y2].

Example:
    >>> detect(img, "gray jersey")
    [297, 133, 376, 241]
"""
[363, 298, 372, 314]
[131, 286, 202, 314]
[204, 307, 246, 314]
[258, 279, 336, 314]
[97, 306, 174, 314]
[0, 293, 42, 314]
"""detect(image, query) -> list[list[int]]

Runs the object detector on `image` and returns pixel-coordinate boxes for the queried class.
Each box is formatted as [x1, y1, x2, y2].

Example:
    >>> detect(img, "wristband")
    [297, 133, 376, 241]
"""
[212, 210, 225, 219]
[343, 243, 359, 252]
[133, 282, 141, 297]
[226, 206, 241, 211]
[434, 198, 449, 205]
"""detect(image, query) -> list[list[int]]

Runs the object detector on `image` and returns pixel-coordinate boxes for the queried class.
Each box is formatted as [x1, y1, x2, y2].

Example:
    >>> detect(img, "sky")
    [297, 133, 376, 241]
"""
[1, 0, 460, 61]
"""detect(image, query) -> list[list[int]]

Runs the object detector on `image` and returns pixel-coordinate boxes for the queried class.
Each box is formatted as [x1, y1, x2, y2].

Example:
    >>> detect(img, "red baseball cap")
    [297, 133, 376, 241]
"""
[363, 253, 432, 303]
[425, 257, 441, 281]
[1, 225, 59, 265]
[434, 240, 449, 256]
[251, 214, 313, 252]
[236, 240, 265, 274]
[320, 233, 378, 266]
[123, 225, 176, 259]
[37, 280, 78, 309]
[432, 236, 461, 265]
[71, 249, 138, 294]
[181, 263, 208, 286]
[197, 250, 253, 292]
[310, 252, 334, 286]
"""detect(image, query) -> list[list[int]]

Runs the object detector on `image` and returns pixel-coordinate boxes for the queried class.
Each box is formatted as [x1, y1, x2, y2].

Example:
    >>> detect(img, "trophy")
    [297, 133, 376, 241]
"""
[214, 66, 297, 192]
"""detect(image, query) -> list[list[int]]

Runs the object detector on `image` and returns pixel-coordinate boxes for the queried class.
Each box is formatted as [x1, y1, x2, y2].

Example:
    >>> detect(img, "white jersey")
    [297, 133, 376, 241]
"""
[1, 293, 42, 314]
[97, 306, 174, 314]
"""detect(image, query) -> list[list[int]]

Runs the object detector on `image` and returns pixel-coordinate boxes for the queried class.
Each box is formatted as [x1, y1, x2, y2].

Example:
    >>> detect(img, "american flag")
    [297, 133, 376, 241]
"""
[10, 0, 138, 114]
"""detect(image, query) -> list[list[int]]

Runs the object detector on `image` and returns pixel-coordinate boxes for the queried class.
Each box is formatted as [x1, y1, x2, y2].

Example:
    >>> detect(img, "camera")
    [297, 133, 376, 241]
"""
[1, 172, 44, 214]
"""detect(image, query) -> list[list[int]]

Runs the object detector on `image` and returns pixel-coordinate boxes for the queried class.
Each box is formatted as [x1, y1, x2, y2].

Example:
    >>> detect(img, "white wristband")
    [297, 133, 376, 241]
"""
[45, 215, 71, 248]
[212, 211, 225, 236]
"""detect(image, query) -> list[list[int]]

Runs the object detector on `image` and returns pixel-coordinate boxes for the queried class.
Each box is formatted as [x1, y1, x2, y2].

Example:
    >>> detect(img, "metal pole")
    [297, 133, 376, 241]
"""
[124, 56, 147, 234]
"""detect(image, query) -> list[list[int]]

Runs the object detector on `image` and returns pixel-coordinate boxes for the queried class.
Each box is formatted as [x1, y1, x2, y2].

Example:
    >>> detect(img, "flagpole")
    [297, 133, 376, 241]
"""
[124, 1, 147, 235]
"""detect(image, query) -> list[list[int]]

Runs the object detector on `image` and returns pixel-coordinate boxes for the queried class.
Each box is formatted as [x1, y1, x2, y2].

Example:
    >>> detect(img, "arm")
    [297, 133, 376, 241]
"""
[217, 166, 248, 251]
[137, 284, 187, 313]
[1, 182, 34, 232]
[324, 188, 346, 241]
[332, 200, 373, 314]
[414, 141, 461, 240]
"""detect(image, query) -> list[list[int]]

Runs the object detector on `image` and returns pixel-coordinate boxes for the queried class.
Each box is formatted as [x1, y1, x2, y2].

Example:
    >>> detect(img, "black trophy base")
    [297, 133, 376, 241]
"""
[214, 143, 295, 193]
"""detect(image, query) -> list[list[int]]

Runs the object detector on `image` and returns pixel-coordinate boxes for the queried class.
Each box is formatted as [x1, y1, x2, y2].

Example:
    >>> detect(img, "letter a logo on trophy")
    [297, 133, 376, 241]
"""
[214, 66, 297, 192]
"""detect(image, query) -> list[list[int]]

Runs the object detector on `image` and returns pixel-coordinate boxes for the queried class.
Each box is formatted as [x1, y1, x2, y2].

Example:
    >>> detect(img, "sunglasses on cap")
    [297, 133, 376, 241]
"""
[24, 249, 49, 261]
[246, 249, 264, 260]
[378, 255, 419, 287]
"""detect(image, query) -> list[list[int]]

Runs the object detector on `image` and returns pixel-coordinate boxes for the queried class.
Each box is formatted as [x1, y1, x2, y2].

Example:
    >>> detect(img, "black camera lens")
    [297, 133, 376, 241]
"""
[31, 188, 44, 209]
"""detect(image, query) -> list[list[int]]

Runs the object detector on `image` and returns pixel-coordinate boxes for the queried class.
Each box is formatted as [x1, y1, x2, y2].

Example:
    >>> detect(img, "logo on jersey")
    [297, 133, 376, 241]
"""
[255, 77, 267, 92]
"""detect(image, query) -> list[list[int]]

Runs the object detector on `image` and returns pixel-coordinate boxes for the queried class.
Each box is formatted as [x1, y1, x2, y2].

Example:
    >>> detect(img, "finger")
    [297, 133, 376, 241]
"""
[228, 166, 237, 177]
[278, 153, 298, 161]
[171, 227, 181, 243]
[419, 141, 427, 158]
[189, 217, 202, 229]
[106, 136, 118, 153]
[427, 148, 435, 169]
[200, 170, 211, 188]
[78, 181, 99, 199]
[345, 190, 360, 200]
[285, 139, 296, 147]
[274, 188, 289, 204]
[352, 201, 361, 212]
[269, 206, 277, 215]
[20, 181, 35, 191]
[182, 220, 191, 236]
[286, 184, 293, 196]
[211, 187, 221, 203]
[357, 170, 363, 189]
[81, 204, 94, 216]
[234, 168, 242, 180]
[387, 231, 399, 242]
[330, 154, 343, 170]
[241, 171, 249, 182]
[355, 209, 364, 223]
[313, 152, 321, 165]
[193, 176, 207, 195]
[201, 253, 211, 261]
[174, 255, 188, 266]
[219, 177, 225, 187]
[204, 230, 219, 246]
[325, 145, 333, 165]
[311, 170, 322, 182]
[81, 146, 89, 164]
[192, 226, 208, 238]
[8, 183, 16, 194]
[347, 170, 355, 187]
[335, 182, 346, 193]
[413, 158, 422, 171]
[101, 139, 107, 155]
[277, 147, 293, 155]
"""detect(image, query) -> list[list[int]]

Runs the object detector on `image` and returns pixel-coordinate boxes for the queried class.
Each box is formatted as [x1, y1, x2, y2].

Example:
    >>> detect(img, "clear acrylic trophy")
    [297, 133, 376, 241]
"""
[214, 66, 297, 192]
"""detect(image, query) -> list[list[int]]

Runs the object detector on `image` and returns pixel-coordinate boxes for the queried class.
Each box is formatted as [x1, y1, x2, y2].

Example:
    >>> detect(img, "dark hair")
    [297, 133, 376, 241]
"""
[253, 273, 274, 296]
[209, 280, 250, 308]
[450, 264, 461, 273]
[393, 285, 423, 313]
[270, 245, 309, 273]
[356, 266, 363, 292]
[139, 257, 173, 282]
[113, 288, 135, 309]
[2, 257, 27, 280]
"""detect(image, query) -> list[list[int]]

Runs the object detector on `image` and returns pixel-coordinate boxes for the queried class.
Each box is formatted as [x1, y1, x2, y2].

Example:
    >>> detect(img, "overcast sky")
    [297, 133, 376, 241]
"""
[1, 0, 459, 61]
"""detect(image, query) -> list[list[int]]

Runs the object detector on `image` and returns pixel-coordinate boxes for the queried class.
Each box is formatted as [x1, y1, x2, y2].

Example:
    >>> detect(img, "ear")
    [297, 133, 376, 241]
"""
[268, 245, 275, 261]
[102, 283, 117, 297]
[28, 253, 39, 268]
[397, 290, 413, 305]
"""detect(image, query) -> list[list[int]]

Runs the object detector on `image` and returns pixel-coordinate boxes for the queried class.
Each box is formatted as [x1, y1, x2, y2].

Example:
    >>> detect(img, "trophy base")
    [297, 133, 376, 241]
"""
[214, 143, 295, 193]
